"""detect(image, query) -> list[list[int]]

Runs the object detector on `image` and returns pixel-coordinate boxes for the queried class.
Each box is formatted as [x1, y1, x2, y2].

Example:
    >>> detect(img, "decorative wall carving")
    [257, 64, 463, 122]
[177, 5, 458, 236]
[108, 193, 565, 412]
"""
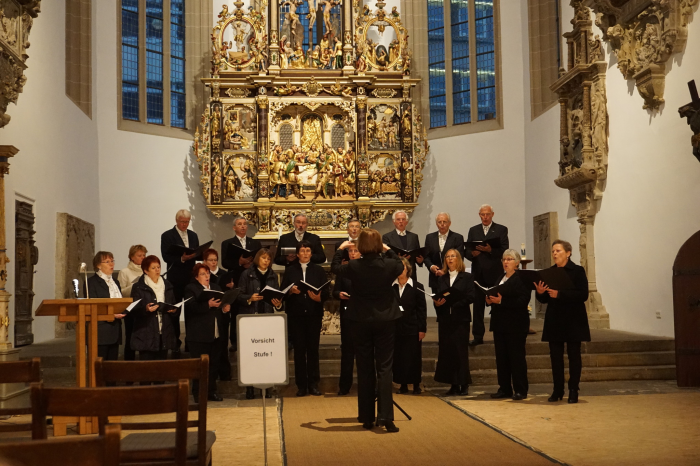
[533, 212, 559, 320]
[550, 1, 610, 329]
[194, 1, 428, 237]
[592, 0, 697, 110]
[13, 200, 36, 346]
[678, 79, 700, 162]
[0, 0, 41, 128]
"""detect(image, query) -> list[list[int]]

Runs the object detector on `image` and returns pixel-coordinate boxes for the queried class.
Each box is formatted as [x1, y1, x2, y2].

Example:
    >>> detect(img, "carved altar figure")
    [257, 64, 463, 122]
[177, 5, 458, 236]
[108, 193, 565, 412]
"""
[287, 165, 306, 199]
[301, 116, 324, 151]
[401, 108, 411, 133]
[271, 151, 290, 199]
[290, 46, 306, 68]
[313, 154, 332, 199]
[281, 0, 303, 48]
[319, 0, 338, 37]
[343, 151, 356, 196]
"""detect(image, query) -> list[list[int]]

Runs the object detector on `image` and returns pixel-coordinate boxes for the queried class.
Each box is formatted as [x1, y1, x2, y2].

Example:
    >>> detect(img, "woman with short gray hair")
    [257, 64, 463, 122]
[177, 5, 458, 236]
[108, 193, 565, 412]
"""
[485, 248, 532, 400]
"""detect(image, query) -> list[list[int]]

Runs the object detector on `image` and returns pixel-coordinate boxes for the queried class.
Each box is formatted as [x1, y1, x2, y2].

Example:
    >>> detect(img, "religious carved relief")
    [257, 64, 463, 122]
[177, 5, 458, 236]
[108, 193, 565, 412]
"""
[591, 0, 697, 110]
[550, 1, 610, 329]
[0, 0, 40, 128]
[678, 80, 700, 163]
[194, 1, 427, 237]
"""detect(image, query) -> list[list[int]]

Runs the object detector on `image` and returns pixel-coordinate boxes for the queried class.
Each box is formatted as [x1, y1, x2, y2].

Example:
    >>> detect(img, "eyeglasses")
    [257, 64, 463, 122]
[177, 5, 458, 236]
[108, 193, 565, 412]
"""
[101, 260, 115, 264]
[502, 258, 516, 262]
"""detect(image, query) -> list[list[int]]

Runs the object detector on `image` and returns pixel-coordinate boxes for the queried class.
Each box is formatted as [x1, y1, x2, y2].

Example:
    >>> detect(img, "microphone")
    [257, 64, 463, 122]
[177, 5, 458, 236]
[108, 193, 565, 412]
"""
[72, 279, 79, 298]
[79, 263, 89, 299]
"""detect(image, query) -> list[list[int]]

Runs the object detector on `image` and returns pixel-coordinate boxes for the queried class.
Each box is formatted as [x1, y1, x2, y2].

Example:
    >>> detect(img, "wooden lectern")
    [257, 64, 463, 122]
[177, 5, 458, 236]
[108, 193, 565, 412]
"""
[35, 298, 132, 434]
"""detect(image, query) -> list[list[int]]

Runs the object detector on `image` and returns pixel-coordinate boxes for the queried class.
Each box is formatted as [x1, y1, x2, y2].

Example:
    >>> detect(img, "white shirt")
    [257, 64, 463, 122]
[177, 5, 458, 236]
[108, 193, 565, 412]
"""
[300, 262, 308, 281]
[295, 230, 305, 242]
[237, 235, 247, 249]
[482, 223, 491, 236]
[178, 228, 189, 248]
[392, 277, 413, 297]
[211, 267, 220, 276]
[438, 232, 448, 251]
[449, 270, 459, 286]
[396, 229, 406, 236]
[499, 274, 511, 285]
[97, 271, 123, 298]
[348, 236, 357, 241]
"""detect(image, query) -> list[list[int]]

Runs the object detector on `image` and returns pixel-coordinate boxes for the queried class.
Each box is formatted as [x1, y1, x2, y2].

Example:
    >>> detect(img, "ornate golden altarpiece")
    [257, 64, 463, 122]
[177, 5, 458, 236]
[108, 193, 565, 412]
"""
[193, 0, 428, 239]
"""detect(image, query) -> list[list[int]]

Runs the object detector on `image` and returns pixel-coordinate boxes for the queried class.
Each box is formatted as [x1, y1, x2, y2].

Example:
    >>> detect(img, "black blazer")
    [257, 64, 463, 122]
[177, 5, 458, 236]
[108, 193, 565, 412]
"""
[236, 267, 280, 315]
[394, 281, 428, 336]
[280, 262, 330, 317]
[86, 274, 123, 346]
[220, 235, 262, 283]
[464, 222, 509, 286]
[536, 260, 591, 342]
[129, 275, 177, 352]
[209, 267, 228, 287]
[161, 227, 200, 287]
[434, 272, 475, 324]
[382, 230, 423, 279]
[331, 249, 404, 323]
[183, 281, 226, 343]
[487, 271, 532, 334]
[423, 230, 465, 291]
[273, 231, 326, 266]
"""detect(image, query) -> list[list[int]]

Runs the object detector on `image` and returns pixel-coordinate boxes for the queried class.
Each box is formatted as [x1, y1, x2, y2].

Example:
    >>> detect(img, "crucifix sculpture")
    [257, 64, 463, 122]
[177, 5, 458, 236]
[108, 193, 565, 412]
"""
[678, 80, 700, 163]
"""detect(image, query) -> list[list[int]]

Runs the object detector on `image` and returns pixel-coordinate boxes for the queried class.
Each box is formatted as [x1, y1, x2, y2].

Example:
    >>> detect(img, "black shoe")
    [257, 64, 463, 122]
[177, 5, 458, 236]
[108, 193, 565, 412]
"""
[469, 338, 484, 346]
[296, 388, 308, 397]
[337, 389, 350, 396]
[490, 391, 512, 399]
[512, 393, 526, 401]
[377, 420, 399, 433]
[208, 393, 223, 402]
[362, 422, 374, 430]
[548, 392, 564, 402]
[398, 384, 408, 394]
[446, 385, 460, 395]
[246, 387, 255, 400]
[412, 385, 422, 395]
[308, 387, 322, 396]
[458, 385, 469, 396]
[568, 390, 579, 404]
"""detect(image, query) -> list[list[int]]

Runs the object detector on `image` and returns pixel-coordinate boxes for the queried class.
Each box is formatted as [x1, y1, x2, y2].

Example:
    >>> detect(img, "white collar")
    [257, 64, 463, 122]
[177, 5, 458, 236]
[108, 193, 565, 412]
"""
[300, 261, 310, 267]
[348, 236, 357, 241]
[177, 228, 188, 235]
[438, 231, 448, 238]
[449, 270, 459, 277]
[257, 267, 268, 274]
[482, 223, 492, 229]
[97, 270, 113, 281]
[396, 229, 406, 236]
[128, 261, 142, 272]
[393, 277, 413, 288]
[211, 267, 220, 275]
[236, 235, 246, 242]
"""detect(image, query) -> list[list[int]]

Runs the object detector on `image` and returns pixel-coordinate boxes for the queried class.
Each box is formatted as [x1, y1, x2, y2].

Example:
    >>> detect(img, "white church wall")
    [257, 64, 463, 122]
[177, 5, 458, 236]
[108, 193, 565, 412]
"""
[2, 1, 101, 344]
[523, 4, 700, 337]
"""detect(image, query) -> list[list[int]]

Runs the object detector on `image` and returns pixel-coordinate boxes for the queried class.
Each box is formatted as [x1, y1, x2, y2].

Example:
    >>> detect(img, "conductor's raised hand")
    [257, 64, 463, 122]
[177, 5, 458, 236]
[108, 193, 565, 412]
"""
[291, 285, 301, 295]
[534, 281, 549, 294]
[208, 298, 222, 308]
[547, 289, 559, 298]
[433, 297, 447, 307]
[339, 240, 354, 250]
[308, 290, 321, 302]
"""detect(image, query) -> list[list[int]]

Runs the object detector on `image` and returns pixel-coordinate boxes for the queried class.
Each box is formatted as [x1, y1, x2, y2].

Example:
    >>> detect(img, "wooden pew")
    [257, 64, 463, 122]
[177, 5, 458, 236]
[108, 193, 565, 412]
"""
[0, 358, 41, 436]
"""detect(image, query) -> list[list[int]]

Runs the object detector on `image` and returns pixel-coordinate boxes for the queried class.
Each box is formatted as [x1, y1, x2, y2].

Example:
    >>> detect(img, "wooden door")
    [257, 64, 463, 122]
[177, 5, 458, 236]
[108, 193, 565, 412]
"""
[672, 230, 700, 387]
[14, 201, 37, 346]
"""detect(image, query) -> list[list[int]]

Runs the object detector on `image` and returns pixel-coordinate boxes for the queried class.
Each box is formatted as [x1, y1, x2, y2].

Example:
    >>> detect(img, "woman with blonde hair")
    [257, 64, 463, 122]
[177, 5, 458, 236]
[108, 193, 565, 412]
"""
[332, 228, 404, 433]
[118, 244, 147, 362]
[432, 249, 475, 396]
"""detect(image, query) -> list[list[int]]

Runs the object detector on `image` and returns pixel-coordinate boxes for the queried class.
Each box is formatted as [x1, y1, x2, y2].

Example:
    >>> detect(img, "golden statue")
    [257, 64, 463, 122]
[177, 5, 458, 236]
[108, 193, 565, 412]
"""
[300, 116, 323, 151]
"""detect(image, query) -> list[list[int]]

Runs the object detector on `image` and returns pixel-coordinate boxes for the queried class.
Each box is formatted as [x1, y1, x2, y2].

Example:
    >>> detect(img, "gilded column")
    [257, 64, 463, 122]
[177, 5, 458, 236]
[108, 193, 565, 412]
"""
[342, 0, 355, 74]
[210, 102, 223, 204]
[269, 0, 281, 74]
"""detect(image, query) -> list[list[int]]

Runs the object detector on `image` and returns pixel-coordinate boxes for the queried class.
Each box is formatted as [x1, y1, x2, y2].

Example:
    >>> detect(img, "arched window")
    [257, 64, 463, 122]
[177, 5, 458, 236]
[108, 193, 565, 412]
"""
[279, 123, 294, 150]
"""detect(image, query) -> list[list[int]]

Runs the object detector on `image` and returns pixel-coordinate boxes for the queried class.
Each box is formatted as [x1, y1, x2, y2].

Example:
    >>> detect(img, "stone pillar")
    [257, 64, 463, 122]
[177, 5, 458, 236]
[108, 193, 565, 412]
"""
[0, 145, 26, 401]
[268, 0, 281, 74]
[578, 212, 609, 329]
[355, 92, 369, 198]
[559, 98, 568, 142]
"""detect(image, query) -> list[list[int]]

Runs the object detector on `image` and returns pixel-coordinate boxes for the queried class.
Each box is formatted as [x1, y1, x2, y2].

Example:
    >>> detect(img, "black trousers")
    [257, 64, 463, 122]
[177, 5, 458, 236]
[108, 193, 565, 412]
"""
[434, 321, 472, 386]
[493, 331, 528, 395]
[351, 320, 396, 423]
[97, 343, 119, 361]
[393, 333, 422, 385]
[549, 341, 582, 393]
[471, 287, 486, 340]
[338, 310, 355, 392]
[218, 326, 232, 379]
[290, 311, 323, 390]
[172, 285, 185, 349]
[187, 339, 220, 397]
[229, 304, 239, 349]
[123, 314, 136, 361]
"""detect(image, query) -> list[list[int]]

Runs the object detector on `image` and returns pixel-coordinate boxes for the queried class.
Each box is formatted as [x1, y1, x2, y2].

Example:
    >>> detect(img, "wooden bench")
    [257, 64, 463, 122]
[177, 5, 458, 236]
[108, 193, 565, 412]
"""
[30, 381, 190, 466]
[0, 358, 41, 437]
[0, 424, 121, 466]
[94, 356, 214, 466]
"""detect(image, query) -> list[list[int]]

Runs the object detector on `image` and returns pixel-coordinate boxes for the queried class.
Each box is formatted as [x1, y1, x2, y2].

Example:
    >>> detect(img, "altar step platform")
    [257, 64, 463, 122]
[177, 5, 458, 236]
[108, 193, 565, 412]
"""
[17, 318, 676, 395]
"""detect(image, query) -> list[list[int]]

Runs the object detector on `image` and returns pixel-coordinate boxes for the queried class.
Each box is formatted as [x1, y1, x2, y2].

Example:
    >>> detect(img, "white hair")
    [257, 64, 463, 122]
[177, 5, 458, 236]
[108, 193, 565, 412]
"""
[175, 209, 191, 220]
[436, 212, 451, 221]
[502, 249, 521, 263]
[293, 212, 308, 222]
[232, 215, 247, 225]
[479, 204, 493, 212]
[392, 210, 408, 221]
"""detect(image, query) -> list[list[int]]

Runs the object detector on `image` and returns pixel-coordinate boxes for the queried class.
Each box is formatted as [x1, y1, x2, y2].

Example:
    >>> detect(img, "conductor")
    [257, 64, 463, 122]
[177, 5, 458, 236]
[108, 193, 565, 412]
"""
[332, 229, 404, 433]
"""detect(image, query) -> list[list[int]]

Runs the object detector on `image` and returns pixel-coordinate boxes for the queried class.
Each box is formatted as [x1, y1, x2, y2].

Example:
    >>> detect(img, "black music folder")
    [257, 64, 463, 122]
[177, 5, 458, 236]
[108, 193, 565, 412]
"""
[165, 240, 214, 259]
[226, 243, 258, 264]
[296, 280, 331, 295]
[519, 268, 575, 290]
[196, 289, 224, 302]
[155, 297, 192, 312]
[418, 286, 467, 306]
[475, 281, 508, 297]
[464, 238, 502, 250]
[388, 245, 428, 261]
[261, 283, 295, 306]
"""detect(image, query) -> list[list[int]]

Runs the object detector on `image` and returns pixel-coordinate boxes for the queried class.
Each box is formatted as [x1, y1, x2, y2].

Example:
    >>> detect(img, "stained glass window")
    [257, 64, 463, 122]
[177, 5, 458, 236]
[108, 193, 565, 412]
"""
[331, 124, 345, 150]
[428, 0, 446, 128]
[121, 0, 139, 121]
[170, 0, 186, 128]
[475, 0, 495, 121]
[279, 123, 294, 150]
[451, 0, 470, 124]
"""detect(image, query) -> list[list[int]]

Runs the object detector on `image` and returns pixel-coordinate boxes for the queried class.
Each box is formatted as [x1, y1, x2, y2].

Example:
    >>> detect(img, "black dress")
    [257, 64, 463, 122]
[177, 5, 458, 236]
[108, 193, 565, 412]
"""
[332, 271, 355, 393]
[433, 271, 475, 386]
[129, 275, 178, 360]
[392, 281, 427, 386]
